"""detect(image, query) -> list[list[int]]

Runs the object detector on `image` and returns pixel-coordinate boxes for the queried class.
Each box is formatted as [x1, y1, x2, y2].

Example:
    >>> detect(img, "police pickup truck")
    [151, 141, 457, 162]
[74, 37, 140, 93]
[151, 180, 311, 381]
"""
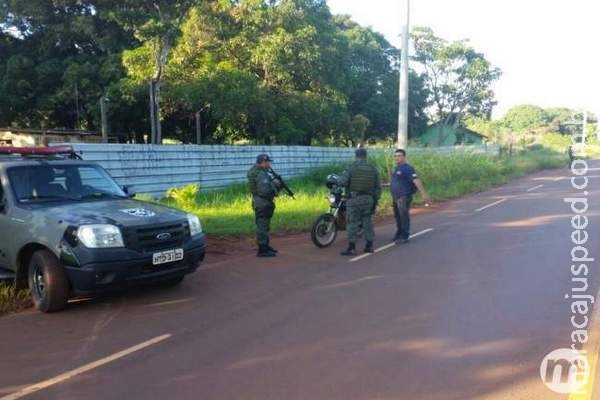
[0, 146, 205, 312]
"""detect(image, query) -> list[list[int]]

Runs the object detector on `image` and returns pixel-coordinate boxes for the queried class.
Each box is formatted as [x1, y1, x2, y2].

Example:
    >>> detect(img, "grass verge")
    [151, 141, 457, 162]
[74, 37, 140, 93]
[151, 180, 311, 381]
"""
[148, 148, 568, 237]
[0, 283, 32, 316]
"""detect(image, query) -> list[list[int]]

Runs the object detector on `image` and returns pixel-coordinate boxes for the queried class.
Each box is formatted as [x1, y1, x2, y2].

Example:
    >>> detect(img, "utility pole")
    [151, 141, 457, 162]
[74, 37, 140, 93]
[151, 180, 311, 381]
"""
[99, 96, 109, 143]
[195, 111, 202, 144]
[397, 0, 410, 149]
[149, 81, 156, 144]
[74, 83, 81, 130]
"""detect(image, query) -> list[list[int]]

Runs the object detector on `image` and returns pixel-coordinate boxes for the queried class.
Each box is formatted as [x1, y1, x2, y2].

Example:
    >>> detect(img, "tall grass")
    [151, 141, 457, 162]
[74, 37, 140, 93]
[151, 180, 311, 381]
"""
[152, 148, 567, 237]
[0, 284, 31, 315]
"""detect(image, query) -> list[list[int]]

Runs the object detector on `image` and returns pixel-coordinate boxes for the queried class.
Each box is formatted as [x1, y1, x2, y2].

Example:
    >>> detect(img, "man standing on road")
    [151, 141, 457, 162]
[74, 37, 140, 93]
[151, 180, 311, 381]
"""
[390, 149, 431, 243]
[339, 148, 381, 256]
[568, 145, 575, 166]
[248, 154, 281, 257]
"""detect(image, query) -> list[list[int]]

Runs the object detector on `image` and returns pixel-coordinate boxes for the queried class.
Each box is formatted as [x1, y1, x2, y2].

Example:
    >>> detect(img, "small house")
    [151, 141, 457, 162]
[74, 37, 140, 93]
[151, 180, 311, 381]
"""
[420, 124, 487, 147]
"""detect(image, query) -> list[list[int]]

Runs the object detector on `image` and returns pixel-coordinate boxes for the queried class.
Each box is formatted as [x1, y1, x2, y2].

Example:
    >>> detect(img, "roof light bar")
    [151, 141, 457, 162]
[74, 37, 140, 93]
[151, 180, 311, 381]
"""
[0, 146, 75, 155]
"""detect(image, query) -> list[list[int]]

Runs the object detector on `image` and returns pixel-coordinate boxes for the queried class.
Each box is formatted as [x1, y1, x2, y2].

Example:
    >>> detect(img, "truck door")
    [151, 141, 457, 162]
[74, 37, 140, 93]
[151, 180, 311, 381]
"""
[0, 177, 9, 269]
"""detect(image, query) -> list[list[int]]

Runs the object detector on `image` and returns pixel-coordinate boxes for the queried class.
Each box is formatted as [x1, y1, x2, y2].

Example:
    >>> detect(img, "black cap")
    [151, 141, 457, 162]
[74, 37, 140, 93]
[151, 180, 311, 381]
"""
[256, 153, 272, 163]
[355, 148, 367, 158]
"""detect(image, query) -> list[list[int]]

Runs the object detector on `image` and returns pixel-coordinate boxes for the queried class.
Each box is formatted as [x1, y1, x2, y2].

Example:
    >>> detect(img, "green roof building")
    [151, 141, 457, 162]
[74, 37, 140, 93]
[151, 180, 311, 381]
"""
[420, 123, 487, 147]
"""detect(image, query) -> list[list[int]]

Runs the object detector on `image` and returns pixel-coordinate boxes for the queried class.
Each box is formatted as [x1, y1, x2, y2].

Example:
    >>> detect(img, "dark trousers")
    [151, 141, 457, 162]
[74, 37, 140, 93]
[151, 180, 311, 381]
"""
[393, 195, 412, 240]
[253, 197, 275, 246]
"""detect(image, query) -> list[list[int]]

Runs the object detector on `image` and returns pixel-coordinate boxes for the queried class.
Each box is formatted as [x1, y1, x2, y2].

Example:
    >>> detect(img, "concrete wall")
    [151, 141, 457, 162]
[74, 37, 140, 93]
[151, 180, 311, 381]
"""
[64, 144, 499, 198]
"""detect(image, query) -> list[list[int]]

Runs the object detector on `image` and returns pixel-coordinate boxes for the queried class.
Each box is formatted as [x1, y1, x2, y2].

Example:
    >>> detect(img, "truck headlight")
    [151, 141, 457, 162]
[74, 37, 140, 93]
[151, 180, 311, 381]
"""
[77, 225, 124, 248]
[187, 214, 203, 236]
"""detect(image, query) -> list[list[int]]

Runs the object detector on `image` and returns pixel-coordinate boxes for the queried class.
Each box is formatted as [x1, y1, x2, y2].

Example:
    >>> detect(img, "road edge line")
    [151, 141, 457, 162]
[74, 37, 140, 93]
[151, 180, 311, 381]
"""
[349, 228, 434, 263]
[527, 184, 545, 192]
[474, 198, 507, 213]
[0, 334, 172, 400]
[569, 288, 600, 400]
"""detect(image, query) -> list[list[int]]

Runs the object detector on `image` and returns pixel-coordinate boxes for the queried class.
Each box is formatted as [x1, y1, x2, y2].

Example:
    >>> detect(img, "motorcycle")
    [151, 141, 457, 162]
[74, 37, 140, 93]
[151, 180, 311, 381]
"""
[311, 174, 347, 247]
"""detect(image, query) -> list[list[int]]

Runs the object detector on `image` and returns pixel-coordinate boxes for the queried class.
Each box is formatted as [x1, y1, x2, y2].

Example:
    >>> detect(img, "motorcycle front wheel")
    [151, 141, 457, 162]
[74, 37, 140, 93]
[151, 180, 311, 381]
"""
[311, 213, 338, 248]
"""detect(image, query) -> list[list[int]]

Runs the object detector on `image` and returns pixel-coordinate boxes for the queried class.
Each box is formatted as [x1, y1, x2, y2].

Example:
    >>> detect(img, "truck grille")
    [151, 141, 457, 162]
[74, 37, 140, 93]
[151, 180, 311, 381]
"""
[123, 222, 190, 252]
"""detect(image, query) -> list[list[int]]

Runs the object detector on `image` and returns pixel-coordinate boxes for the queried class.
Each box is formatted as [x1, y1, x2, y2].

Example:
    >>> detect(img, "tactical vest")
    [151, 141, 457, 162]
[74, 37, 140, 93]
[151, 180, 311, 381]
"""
[349, 161, 377, 194]
[247, 165, 261, 194]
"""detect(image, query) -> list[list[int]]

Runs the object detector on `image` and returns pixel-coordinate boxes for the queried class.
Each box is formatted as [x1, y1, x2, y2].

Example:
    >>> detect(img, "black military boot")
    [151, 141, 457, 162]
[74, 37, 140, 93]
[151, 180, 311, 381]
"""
[266, 242, 278, 253]
[340, 243, 357, 256]
[257, 244, 276, 257]
[364, 241, 374, 253]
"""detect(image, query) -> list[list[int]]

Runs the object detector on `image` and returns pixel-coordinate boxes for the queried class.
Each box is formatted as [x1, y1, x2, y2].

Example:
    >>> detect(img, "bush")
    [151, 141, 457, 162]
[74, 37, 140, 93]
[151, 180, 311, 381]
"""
[166, 184, 200, 210]
[0, 284, 32, 315]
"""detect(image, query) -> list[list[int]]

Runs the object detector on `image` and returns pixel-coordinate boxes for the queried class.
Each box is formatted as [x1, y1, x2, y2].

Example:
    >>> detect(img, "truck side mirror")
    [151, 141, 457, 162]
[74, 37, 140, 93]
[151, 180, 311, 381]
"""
[123, 186, 136, 198]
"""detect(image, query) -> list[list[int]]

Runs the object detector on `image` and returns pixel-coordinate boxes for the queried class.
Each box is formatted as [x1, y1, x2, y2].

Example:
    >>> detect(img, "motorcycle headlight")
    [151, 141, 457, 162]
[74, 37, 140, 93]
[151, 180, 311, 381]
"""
[77, 225, 124, 248]
[187, 214, 203, 236]
[328, 194, 337, 204]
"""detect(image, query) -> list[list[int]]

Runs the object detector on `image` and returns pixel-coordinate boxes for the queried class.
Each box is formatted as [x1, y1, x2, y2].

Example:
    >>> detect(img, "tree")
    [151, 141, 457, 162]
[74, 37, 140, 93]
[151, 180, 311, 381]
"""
[330, 15, 398, 141]
[106, 0, 199, 143]
[502, 104, 548, 132]
[464, 115, 502, 143]
[411, 27, 501, 145]
[158, 0, 430, 145]
[167, 0, 350, 144]
[1, 0, 432, 145]
[0, 0, 136, 131]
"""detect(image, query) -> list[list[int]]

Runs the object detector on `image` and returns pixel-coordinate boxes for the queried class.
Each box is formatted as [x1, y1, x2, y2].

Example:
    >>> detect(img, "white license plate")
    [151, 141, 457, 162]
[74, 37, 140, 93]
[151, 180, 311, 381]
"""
[152, 248, 184, 265]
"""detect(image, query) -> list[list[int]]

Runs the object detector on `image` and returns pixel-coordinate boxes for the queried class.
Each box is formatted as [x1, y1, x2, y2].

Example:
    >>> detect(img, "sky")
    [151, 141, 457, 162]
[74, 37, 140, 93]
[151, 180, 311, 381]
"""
[327, 0, 599, 120]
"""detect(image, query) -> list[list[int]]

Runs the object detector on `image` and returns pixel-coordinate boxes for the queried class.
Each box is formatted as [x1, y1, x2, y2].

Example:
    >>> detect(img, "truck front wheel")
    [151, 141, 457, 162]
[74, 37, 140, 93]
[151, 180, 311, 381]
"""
[28, 250, 69, 313]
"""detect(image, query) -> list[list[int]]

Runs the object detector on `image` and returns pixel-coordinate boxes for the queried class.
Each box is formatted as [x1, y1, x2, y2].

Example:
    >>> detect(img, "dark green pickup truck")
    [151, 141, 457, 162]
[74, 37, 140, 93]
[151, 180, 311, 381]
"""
[0, 146, 206, 312]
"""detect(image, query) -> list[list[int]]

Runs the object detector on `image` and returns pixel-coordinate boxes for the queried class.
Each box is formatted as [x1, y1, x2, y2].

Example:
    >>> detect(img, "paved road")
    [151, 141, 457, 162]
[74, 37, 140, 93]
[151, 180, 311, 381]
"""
[1, 164, 600, 400]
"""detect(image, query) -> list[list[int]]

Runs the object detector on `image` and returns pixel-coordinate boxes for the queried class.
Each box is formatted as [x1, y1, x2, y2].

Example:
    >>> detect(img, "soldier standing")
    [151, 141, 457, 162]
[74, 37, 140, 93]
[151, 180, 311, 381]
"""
[339, 148, 381, 256]
[568, 145, 575, 166]
[248, 154, 281, 257]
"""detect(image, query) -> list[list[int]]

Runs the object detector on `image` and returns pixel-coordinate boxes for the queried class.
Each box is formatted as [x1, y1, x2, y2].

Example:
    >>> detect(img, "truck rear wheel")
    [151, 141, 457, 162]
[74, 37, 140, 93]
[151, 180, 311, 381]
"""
[28, 250, 69, 313]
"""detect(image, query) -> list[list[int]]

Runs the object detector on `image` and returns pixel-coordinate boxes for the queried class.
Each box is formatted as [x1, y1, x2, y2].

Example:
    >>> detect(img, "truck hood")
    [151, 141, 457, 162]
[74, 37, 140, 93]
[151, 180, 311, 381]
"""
[35, 199, 189, 227]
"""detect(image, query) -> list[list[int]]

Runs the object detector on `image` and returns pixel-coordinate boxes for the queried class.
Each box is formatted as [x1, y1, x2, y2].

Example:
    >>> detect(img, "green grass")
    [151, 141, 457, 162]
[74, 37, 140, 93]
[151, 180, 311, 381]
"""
[149, 148, 568, 237]
[0, 284, 32, 316]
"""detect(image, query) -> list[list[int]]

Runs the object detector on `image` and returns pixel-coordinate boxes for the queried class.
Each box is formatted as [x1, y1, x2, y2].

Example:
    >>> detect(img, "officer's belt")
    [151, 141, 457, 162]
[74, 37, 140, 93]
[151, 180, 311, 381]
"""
[253, 193, 274, 201]
[350, 191, 372, 198]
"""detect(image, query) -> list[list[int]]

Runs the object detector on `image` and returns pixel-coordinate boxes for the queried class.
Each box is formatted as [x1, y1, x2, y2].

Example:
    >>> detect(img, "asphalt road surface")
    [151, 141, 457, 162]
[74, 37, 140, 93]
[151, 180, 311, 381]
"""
[1, 163, 600, 400]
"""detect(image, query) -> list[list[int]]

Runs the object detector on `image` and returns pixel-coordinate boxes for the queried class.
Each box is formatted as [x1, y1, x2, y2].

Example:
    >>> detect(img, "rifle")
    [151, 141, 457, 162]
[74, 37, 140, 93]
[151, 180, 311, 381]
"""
[268, 168, 295, 198]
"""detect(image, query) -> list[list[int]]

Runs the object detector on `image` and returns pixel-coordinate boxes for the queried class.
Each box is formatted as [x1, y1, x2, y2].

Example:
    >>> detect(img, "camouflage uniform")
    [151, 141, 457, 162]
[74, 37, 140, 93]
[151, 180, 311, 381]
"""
[247, 164, 278, 249]
[339, 156, 381, 252]
[568, 145, 574, 166]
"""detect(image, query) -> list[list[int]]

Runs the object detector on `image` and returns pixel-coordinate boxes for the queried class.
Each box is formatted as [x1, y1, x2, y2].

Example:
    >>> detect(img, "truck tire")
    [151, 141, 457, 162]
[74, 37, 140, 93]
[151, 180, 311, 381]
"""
[28, 249, 69, 313]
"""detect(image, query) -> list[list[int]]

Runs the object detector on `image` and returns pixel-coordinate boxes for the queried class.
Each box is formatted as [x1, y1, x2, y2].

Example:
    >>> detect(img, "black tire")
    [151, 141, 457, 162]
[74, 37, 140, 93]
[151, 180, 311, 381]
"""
[28, 249, 69, 313]
[311, 213, 338, 248]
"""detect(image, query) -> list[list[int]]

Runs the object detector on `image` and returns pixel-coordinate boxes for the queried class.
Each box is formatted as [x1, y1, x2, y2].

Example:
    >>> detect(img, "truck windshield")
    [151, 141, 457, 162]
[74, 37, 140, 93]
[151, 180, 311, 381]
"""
[7, 164, 127, 203]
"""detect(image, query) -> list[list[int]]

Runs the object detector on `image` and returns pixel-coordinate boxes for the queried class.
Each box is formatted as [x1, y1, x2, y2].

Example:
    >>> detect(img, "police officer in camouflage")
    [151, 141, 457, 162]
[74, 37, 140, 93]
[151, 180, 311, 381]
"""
[248, 154, 281, 257]
[339, 148, 382, 256]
